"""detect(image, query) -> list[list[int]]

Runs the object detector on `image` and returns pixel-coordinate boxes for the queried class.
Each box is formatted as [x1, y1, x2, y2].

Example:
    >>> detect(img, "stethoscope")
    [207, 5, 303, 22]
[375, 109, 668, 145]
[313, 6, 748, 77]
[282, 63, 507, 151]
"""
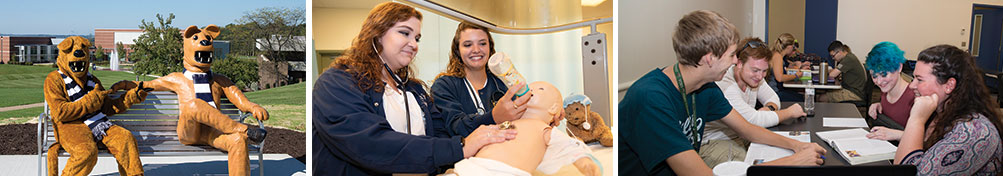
[374, 41, 413, 135]
[463, 78, 487, 115]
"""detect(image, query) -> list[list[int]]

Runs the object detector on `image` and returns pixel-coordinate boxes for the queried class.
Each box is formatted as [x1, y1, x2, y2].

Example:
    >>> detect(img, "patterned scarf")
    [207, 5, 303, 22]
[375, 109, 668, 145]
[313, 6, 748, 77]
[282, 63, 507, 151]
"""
[184, 70, 216, 108]
[57, 70, 114, 141]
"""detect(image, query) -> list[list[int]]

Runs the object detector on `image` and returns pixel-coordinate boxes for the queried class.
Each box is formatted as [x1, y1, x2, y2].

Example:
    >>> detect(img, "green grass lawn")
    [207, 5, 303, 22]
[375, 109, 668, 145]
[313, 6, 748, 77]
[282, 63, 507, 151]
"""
[0, 64, 156, 107]
[244, 83, 306, 131]
[0, 65, 56, 107]
[0, 64, 305, 131]
[0, 106, 43, 124]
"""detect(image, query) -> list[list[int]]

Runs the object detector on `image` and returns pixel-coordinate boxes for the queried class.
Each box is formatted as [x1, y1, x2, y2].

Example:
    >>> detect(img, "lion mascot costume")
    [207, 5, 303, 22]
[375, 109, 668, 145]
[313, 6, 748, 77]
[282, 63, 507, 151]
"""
[43, 36, 150, 176]
[128, 24, 268, 176]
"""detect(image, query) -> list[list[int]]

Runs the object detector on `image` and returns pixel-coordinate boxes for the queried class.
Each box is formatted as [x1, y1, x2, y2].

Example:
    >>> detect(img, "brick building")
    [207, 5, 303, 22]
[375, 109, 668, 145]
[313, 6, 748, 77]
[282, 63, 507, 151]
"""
[94, 29, 143, 62]
[0, 36, 56, 64]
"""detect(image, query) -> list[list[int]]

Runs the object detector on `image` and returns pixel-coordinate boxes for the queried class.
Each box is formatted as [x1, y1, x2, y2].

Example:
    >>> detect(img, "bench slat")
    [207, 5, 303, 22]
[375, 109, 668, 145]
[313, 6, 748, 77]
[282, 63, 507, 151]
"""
[129, 104, 239, 109]
[138, 99, 179, 104]
[44, 149, 261, 157]
[102, 115, 241, 120]
[116, 109, 241, 114]
[46, 137, 264, 149]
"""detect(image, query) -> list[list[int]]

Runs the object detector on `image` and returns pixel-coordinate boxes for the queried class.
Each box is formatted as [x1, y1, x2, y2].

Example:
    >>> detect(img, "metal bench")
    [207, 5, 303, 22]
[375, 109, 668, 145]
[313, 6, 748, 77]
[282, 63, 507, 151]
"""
[37, 91, 265, 175]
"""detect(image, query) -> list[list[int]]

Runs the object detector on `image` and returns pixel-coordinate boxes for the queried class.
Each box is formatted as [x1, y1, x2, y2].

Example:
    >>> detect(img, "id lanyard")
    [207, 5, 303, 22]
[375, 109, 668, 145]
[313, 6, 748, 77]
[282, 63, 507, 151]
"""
[674, 64, 700, 150]
[464, 79, 487, 115]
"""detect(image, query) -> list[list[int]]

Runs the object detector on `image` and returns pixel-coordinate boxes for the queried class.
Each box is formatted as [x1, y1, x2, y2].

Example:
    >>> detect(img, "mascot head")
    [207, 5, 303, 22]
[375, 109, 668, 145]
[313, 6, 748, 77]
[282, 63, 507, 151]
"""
[182, 25, 220, 72]
[56, 36, 93, 81]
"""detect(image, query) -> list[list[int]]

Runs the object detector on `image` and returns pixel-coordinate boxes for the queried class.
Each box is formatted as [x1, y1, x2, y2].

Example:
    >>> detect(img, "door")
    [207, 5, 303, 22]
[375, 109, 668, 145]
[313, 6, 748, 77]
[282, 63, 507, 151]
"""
[972, 5, 1003, 92]
[972, 5, 1003, 72]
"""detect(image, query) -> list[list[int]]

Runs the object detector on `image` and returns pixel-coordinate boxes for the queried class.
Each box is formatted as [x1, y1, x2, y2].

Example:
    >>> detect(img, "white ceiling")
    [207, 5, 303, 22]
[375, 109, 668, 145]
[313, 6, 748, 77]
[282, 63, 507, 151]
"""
[313, 0, 387, 9]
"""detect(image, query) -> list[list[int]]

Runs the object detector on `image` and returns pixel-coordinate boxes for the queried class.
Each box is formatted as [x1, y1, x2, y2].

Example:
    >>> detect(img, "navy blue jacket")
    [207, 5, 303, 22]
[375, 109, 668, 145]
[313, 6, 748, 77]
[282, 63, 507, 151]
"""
[312, 68, 463, 175]
[430, 73, 508, 137]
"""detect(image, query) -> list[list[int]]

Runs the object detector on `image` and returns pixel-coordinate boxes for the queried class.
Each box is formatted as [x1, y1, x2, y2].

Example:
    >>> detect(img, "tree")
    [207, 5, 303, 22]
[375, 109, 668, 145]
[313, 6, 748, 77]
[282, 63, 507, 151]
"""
[132, 13, 183, 77]
[219, 7, 306, 58]
[218, 7, 305, 89]
[94, 45, 106, 61]
[115, 42, 127, 62]
[212, 57, 259, 90]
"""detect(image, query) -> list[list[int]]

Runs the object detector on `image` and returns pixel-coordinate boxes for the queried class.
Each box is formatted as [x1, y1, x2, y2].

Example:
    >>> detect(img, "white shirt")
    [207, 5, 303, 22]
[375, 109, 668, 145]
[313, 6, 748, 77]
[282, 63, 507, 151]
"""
[704, 66, 782, 143]
[382, 83, 426, 136]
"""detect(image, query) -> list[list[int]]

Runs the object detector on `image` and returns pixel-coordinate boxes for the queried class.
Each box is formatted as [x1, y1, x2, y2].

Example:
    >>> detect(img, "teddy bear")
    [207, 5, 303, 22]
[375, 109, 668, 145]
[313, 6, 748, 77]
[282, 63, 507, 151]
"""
[129, 25, 268, 176]
[43, 36, 151, 176]
[563, 94, 613, 147]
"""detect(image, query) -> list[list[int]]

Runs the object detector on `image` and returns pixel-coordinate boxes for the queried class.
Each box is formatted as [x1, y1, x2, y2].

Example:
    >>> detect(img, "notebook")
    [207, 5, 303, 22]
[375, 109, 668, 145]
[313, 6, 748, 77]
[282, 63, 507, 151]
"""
[815, 128, 897, 165]
[744, 131, 812, 165]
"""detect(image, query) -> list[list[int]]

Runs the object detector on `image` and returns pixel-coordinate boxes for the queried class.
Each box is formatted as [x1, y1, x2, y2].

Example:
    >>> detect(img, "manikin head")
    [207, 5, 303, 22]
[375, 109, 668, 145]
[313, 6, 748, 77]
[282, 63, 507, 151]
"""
[56, 36, 93, 81]
[523, 81, 564, 124]
[182, 25, 220, 72]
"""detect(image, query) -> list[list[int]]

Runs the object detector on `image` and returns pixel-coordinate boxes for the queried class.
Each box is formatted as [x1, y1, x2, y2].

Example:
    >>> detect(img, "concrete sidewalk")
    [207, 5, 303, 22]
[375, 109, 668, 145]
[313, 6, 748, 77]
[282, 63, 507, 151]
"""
[0, 154, 305, 176]
[0, 102, 45, 112]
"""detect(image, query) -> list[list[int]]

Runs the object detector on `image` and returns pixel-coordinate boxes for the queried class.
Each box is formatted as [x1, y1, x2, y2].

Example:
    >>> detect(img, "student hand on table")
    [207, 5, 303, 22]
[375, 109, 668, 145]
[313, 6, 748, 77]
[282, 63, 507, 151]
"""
[828, 68, 842, 79]
[462, 125, 518, 158]
[868, 103, 882, 119]
[788, 61, 803, 70]
[762, 142, 825, 165]
[791, 142, 826, 165]
[800, 61, 813, 70]
[492, 82, 533, 123]
[866, 126, 903, 141]
[779, 104, 807, 120]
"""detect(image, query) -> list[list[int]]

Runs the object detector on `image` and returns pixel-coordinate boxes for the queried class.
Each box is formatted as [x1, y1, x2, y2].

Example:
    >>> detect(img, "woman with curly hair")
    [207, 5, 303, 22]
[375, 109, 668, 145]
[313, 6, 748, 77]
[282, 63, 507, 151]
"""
[430, 22, 533, 137]
[894, 44, 1003, 175]
[312, 2, 517, 175]
[862, 42, 914, 141]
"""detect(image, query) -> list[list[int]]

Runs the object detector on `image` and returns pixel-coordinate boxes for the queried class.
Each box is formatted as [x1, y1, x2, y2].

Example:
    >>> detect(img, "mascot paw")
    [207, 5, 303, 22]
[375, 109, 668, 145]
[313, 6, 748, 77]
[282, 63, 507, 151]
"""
[138, 81, 155, 92]
[110, 80, 135, 92]
[127, 81, 153, 103]
[252, 106, 269, 121]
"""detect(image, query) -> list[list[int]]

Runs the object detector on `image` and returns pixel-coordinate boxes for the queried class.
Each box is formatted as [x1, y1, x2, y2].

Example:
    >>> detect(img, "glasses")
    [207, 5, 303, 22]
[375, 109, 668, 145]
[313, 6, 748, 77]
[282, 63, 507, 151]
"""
[738, 41, 766, 55]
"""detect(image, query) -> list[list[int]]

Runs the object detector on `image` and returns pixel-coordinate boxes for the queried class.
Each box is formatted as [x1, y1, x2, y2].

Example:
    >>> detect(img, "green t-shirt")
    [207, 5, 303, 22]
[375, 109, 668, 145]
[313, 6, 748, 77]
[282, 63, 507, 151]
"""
[619, 68, 734, 176]
[839, 53, 867, 98]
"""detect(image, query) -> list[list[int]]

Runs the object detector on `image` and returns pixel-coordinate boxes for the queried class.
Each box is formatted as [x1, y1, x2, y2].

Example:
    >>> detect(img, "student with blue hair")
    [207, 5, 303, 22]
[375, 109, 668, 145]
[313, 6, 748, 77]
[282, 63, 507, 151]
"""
[863, 42, 915, 141]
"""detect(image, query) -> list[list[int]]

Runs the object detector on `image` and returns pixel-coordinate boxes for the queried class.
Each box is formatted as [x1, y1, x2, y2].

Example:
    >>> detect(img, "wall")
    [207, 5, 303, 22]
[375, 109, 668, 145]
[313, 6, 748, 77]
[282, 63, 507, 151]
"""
[312, 7, 370, 52]
[413, 8, 586, 95]
[312, 2, 600, 105]
[803, 0, 838, 56]
[836, 0, 998, 61]
[767, 0, 805, 52]
[618, 0, 759, 98]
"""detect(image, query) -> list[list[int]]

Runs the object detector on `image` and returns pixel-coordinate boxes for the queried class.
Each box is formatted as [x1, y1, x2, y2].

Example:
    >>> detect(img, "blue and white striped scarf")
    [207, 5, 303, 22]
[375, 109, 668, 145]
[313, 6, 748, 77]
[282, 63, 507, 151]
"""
[57, 70, 114, 141]
[184, 70, 217, 108]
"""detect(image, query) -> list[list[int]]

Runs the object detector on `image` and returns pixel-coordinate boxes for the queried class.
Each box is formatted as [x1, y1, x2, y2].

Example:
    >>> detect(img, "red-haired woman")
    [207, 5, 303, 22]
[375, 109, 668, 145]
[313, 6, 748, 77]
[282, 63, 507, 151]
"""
[312, 2, 516, 175]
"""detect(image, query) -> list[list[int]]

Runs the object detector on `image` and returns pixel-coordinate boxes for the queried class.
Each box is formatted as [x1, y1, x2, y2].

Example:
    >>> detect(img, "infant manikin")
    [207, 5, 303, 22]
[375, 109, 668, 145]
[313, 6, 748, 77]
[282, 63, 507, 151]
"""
[449, 81, 600, 176]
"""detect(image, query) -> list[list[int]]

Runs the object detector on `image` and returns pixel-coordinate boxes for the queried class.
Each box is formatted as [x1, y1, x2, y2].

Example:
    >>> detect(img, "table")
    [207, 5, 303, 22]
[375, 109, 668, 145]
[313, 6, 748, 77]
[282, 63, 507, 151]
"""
[781, 83, 842, 89]
[781, 70, 841, 89]
[773, 102, 892, 166]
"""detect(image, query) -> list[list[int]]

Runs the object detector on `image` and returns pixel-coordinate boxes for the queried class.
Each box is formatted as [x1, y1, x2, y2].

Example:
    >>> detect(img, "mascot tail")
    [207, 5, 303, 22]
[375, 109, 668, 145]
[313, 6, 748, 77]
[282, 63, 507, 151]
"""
[46, 143, 61, 176]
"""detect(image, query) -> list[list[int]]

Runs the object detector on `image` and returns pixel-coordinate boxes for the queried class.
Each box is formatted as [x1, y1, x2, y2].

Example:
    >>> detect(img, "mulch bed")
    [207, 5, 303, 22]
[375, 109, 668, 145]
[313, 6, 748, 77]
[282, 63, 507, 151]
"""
[0, 123, 305, 163]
